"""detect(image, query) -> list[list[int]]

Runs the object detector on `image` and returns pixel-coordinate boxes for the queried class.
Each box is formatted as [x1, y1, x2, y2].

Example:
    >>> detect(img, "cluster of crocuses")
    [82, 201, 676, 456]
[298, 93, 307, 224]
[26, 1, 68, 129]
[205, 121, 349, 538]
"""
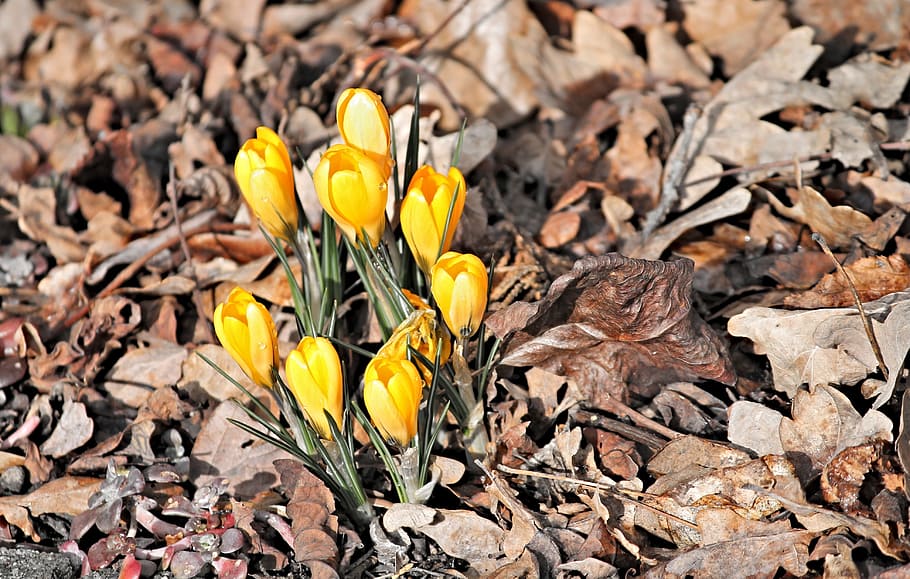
[210, 88, 490, 518]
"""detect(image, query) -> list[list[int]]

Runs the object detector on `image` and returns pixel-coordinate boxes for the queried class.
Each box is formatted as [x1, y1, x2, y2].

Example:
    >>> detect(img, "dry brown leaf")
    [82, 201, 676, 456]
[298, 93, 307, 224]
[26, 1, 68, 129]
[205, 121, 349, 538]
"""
[189, 400, 294, 498]
[792, 0, 910, 52]
[0, 476, 102, 541]
[539, 211, 581, 249]
[0, 135, 39, 181]
[648, 436, 752, 478]
[201, 0, 265, 42]
[104, 130, 162, 231]
[398, 0, 645, 129]
[728, 384, 892, 482]
[638, 455, 802, 546]
[0, 0, 38, 61]
[15, 183, 84, 264]
[785, 255, 910, 309]
[821, 442, 881, 514]
[384, 504, 509, 574]
[779, 386, 891, 479]
[728, 291, 910, 405]
[682, 0, 790, 76]
[625, 187, 751, 259]
[696, 508, 795, 545]
[644, 529, 813, 578]
[103, 343, 187, 408]
[488, 254, 735, 406]
[29, 296, 141, 389]
[274, 459, 338, 573]
[646, 25, 711, 90]
[766, 186, 872, 250]
[40, 400, 93, 459]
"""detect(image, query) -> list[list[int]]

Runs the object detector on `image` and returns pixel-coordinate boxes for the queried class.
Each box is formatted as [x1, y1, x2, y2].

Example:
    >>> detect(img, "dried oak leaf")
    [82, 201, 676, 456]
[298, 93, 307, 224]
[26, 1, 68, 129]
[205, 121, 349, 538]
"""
[644, 529, 814, 578]
[728, 384, 892, 482]
[274, 459, 338, 576]
[785, 255, 910, 309]
[728, 291, 910, 405]
[767, 185, 872, 250]
[487, 255, 735, 405]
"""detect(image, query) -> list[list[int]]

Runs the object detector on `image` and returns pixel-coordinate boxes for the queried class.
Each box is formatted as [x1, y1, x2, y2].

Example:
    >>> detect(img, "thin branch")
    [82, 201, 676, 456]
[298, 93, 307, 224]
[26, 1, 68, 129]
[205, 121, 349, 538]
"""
[641, 104, 701, 238]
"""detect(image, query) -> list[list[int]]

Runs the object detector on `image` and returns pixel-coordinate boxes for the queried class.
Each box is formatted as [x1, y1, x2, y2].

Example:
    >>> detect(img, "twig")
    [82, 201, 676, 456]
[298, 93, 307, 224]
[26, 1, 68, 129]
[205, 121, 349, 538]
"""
[812, 233, 889, 382]
[592, 395, 682, 441]
[64, 221, 247, 327]
[641, 104, 701, 238]
[496, 464, 698, 530]
[572, 409, 668, 451]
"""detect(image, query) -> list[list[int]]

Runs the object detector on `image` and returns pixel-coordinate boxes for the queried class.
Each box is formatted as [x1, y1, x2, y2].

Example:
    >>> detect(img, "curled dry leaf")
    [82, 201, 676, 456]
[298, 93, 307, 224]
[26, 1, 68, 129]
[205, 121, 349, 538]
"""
[274, 459, 338, 574]
[821, 442, 882, 514]
[728, 291, 910, 406]
[29, 296, 141, 389]
[487, 254, 735, 406]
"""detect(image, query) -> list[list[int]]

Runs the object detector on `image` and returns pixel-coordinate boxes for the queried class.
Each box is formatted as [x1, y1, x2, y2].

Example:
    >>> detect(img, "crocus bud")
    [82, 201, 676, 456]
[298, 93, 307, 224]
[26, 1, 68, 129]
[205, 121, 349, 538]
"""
[234, 127, 299, 241]
[363, 356, 422, 447]
[213, 287, 279, 387]
[285, 337, 344, 440]
[400, 165, 467, 274]
[312, 144, 388, 248]
[431, 252, 488, 340]
[336, 88, 392, 180]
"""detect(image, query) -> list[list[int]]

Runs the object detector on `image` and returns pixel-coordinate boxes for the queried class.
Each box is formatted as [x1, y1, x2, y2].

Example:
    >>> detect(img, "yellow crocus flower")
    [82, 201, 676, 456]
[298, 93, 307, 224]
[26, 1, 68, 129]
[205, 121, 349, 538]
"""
[431, 252, 488, 340]
[234, 127, 299, 241]
[312, 144, 388, 248]
[400, 165, 467, 274]
[336, 88, 393, 180]
[285, 337, 344, 440]
[363, 356, 423, 447]
[213, 287, 279, 388]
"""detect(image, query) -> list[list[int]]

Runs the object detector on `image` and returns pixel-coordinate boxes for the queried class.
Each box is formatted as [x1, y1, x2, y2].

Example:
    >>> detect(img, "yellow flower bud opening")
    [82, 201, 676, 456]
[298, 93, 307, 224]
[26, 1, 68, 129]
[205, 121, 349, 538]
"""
[213, 287, 280, 388]
[285, 337, 344, 440]
[400, 165, 467, 274]
[431, 252, 489, 340]
[234, 127, 299, 241]
[363, 357, 423, 447]
[313, 144, 388, 248]
[336, 88, 393, 180]
[376, 308, 451, 383]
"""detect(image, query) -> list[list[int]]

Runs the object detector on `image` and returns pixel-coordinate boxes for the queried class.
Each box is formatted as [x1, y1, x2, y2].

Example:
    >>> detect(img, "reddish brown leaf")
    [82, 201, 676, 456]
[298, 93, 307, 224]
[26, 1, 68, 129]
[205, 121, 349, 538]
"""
[487, 254, 735, 405]
[785, 255, 910, 309]
[821, 442, 882, 514]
